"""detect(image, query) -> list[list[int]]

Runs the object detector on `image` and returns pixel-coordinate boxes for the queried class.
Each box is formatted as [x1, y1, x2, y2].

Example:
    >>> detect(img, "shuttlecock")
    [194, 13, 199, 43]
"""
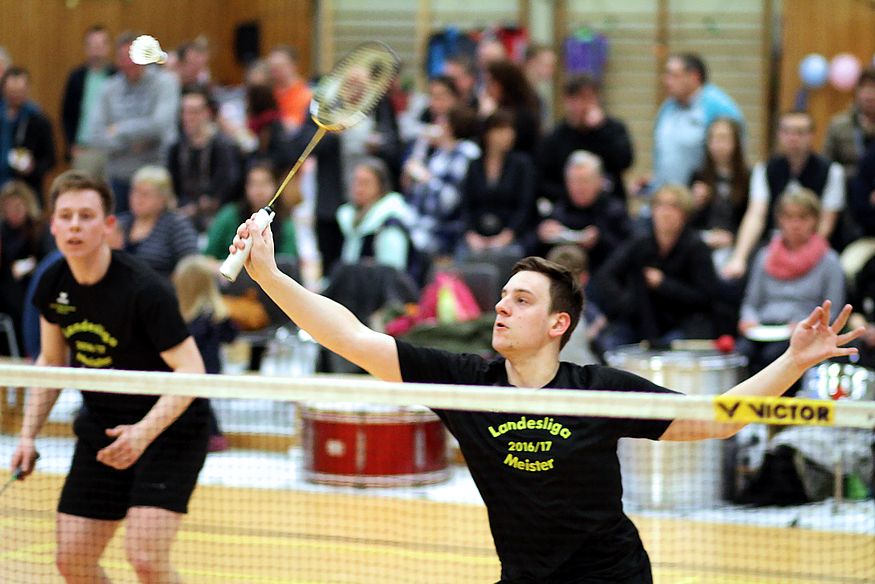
[129, 35, 168, 65]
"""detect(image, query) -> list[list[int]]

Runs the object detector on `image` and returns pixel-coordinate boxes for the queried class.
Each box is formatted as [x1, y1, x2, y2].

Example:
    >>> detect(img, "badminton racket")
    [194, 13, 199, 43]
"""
[0, 469, 22, 496]
[220, 41, 401, 281]
[1, 451, 38, 497]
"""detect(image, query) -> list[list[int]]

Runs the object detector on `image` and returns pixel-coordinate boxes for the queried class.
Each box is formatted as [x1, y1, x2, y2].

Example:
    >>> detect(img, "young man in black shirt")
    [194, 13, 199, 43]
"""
[10, 170, 209, 584]
[230, 216, 861, 583]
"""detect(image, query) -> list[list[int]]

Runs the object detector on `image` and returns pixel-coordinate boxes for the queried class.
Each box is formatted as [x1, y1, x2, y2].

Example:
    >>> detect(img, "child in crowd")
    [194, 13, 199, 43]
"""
[172, 254, 239, 451]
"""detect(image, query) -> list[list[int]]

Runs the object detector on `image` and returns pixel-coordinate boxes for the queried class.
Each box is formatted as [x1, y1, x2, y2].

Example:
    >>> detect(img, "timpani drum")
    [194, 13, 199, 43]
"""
[300, 403, 449, 487]
[605, 345, 747, 510]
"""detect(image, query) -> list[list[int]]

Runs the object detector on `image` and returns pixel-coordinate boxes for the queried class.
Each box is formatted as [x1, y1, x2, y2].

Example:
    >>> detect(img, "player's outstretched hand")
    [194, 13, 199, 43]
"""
[788, 301, 864, 371]
[230, 213, 278, 283]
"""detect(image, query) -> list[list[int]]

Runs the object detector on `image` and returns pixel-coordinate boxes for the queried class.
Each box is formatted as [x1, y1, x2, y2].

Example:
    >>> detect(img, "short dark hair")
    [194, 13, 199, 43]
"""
[858, 66, 875, 88]
[672, 53, 708, 84]
[182, 84, 217, 117]
[116, 30, 142, 49]
[0, 66, 29, 92]
[84, 24, 109, 39]
[511, 256, 583, 349]
[780, 109, 815, 132]
[444, 55, 476, 77]
[447, 106, 480, 141]
[428, 74, 461, 99]
[564, 74, 600, 96]
[49, 170, 115, 216]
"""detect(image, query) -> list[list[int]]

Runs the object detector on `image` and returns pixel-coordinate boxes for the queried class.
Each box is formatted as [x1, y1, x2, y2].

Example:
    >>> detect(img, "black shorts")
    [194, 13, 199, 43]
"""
[58, 409, 209, 521]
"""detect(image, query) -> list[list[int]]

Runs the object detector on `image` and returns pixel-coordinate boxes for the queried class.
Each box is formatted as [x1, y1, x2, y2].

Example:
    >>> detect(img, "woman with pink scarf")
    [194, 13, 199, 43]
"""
[738, 188, 845, 393]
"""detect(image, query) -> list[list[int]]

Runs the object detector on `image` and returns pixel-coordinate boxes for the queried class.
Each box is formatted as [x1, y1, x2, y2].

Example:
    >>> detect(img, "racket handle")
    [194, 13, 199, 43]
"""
[219, 207, 276, 282]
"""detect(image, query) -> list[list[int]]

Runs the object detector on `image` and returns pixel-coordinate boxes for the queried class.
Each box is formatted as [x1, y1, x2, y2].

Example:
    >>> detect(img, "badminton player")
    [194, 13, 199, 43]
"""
[9, 170, 209, 584]
[233, 217, 861, 583]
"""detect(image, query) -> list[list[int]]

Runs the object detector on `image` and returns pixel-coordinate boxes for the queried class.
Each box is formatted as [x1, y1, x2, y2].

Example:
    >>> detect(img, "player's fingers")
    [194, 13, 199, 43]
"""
[801, 306, 823, 328]
[837, 326, 866, 345]
[830, 304, 853, 333]
[105, 426, 123, 437]
[819, 300, 832, 327]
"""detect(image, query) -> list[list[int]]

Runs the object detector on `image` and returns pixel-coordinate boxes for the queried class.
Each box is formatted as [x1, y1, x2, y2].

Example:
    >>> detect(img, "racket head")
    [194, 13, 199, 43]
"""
[310, 41, 401, 132]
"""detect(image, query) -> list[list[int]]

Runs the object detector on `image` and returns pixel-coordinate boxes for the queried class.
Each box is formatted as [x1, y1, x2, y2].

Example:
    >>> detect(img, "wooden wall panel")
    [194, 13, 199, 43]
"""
[0, 0, 312, 190]
[779, 0, 875, 149]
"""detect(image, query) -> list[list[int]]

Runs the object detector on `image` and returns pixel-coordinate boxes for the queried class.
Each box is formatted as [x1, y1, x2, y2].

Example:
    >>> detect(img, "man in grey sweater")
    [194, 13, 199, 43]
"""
[87, 31, 180, 214]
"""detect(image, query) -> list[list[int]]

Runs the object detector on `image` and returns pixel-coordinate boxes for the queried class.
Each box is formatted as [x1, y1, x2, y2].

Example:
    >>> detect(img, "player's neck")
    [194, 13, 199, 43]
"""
[66, 245, 112, 285]
[504, 350, 561, 389]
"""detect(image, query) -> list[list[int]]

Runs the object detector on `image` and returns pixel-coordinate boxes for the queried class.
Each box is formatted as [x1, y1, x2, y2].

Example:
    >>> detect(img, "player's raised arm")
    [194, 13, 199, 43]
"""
[661, 301, 864, 441]
[231, 216, 402, 382]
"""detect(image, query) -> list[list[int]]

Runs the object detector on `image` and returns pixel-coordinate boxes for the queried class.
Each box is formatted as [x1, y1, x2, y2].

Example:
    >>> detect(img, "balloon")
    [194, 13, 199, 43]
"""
[829, 53, 861, 91]
[799, 53, 829, 88]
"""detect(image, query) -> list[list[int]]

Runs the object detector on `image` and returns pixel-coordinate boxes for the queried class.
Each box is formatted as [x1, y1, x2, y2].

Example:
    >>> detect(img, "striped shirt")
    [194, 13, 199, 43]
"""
[118, 210, 198, 279]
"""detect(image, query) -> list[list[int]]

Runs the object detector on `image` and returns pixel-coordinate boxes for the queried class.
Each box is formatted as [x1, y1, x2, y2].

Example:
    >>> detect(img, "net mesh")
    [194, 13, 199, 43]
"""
[0, 354, 873, 584]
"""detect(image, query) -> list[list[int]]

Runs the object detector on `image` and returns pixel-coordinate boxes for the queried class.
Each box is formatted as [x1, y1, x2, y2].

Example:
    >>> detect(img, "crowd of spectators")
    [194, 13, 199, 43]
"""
[4, 27, 875, 388]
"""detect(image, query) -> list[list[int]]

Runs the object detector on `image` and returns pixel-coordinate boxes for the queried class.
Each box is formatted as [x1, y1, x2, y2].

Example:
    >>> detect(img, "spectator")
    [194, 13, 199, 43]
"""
[0, 46, 10, 78]
[205, 160, 297, 262]
[286, 115, 343, 272]
[689, 117, 750, 271]
[849, 142, 875, 232]
[737, 188, 844, 388]
[404, 106, 480, 274]
[89, 31, 180, 214]
[176, 37, 212, 89]
[824, 67, 875, 181]
[443, 55, 479, 112]
[548, 244, 607, 366]
[653, 53, 743, 189]
[337, 158, 414, 271]
[459, 109, 535, 259]
[481, 60, 541, 156]
[593, 185, 719, 350]
[524, 44, 558, 129]
[60, 24, 115, 168]
[116, 165, 198, 279]
[724, 111, 845, 279]
[399, 75, 461, 149]
[538, 74, 634, 206]
[0, 180, 51, 355]
[172, 254, 237, 452]
[0, 67, 56, 199]
[537, 151, 632, 274]
[167, 85, 241, 232]
[340, 94, 402, 193]
[268, 45, 311, 132]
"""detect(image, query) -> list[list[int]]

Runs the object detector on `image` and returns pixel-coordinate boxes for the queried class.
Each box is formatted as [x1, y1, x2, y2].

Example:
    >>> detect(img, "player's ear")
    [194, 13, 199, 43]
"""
[549, 312, 571, 341]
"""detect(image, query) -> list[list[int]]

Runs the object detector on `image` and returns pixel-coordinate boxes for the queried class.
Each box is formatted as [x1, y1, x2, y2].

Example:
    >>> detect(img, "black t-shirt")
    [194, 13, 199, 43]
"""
[396, 340, 680, 583]
[33, 250, 203, 425]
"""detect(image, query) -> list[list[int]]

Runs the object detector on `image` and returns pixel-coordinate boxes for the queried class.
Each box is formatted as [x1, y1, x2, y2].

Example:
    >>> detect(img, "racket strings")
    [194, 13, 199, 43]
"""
[311, 42, 400, 129]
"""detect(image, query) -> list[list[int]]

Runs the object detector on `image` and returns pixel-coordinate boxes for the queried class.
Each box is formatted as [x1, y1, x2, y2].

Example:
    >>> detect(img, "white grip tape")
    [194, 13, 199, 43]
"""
[219, 207, 275, 282]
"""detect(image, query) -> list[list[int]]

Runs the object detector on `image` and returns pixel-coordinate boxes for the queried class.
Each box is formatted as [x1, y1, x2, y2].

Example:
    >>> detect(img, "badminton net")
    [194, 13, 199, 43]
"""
[0, 357, 873, 584]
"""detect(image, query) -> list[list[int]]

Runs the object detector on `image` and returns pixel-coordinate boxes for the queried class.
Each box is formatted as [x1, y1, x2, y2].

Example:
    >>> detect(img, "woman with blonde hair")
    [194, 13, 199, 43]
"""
[737, 188, 845, 388]
[172, 254, 237, 451]
[593, 184, 720, 350]
[117, 164, 198, 278]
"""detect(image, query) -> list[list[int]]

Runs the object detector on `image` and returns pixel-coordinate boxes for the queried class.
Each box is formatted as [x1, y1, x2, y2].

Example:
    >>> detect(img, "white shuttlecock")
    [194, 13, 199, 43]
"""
[129, 35, 168, 65]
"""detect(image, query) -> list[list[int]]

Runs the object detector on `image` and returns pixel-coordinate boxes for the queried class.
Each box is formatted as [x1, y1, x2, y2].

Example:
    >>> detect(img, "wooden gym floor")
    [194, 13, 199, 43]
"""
[0, 472, 872, 583]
